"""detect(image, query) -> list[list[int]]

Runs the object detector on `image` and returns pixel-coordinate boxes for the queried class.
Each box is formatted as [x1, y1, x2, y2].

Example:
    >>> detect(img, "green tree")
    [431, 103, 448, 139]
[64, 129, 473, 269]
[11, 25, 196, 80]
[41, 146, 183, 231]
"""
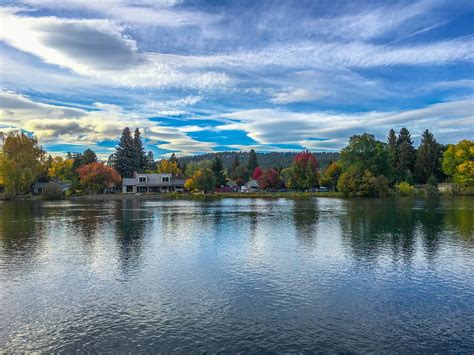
[82, 148, 98, 165]
[145, 151, 155, 171]
[340, 133, 390, 176]
[0, 132, 45, 195]
[396, 127, 416, 182]
[442, 140, 474, 187]
[133, 128, 147, 173]
[247, 149, 258, 174]
[337, 167, 389, 197]
[113, 127, 137, 178]
[184, 168, 216, 193]
[185, 160, 212, 177]
[387, 129, 397, 182]
[212, 155, 226, 187]
[414, 129, 440, 184]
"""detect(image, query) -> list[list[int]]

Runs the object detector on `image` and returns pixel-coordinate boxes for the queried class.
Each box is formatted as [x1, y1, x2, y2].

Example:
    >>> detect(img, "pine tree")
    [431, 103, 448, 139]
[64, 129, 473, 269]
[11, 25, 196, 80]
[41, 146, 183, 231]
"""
[396, 127, 416, 182]
[231, 155, 240, 181]
[114, 127, 136, 178]
[414, 129, 440, 183]
[82, 148, 98, 165]
[247, 149, 258, 173]
[133, 128, 146, 173]
[212, 155, 226, 187]
[145, 151, 155, 171]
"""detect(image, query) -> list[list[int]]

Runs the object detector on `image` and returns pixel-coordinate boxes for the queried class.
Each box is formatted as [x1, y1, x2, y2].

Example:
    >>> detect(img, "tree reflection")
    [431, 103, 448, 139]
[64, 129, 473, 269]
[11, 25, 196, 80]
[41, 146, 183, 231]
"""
[292, 198, 319, 245]
[416, 198, 444, 260]
[340, 198, 417, 261]
[0, 201, 45, 270]
[443, 197, 474, 242]
[114, 199, 147, 275]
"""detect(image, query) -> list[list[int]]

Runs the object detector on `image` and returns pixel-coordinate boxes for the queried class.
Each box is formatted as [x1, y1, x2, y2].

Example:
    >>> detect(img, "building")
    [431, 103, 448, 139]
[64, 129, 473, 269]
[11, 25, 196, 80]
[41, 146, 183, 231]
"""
[241, 179, 259, 192]
[32, 181, 71, 195]
[122, 173, 185, 193]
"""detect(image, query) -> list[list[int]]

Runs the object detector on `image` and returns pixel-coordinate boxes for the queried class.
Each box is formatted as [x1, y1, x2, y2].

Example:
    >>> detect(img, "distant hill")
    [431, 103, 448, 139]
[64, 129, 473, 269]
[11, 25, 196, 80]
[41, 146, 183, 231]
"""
[177, 151, 339, 170]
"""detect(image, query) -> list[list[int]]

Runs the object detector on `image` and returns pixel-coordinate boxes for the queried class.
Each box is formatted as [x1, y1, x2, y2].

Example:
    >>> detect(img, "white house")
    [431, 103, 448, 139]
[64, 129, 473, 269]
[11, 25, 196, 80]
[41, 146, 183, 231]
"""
[122, 172, 185, 193]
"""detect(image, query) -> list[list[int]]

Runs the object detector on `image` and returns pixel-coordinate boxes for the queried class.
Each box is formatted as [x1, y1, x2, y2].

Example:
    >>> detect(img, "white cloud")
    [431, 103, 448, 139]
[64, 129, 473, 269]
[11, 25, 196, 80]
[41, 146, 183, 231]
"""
[271, 88, 327, 104]
[0, 8, 230, 89]
[0, 90, 217, 155]
[217, 98, 474, 149]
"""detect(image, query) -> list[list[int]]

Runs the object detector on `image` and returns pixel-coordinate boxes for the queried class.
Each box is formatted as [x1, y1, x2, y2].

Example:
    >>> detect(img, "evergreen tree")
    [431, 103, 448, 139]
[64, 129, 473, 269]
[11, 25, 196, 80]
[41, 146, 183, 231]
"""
[396, 127, 416, 182]
[211, 155, 226, 187]
[247, 149, 258, 173]
[133, 128, 146, 173]
[387, 129, 397, 179]
[146, 151, 155, 171]
[414, 129, 440, 183]
[82, 148, 98, 165]
[114, 127, 136, 178]
[231, 155, 240, 180]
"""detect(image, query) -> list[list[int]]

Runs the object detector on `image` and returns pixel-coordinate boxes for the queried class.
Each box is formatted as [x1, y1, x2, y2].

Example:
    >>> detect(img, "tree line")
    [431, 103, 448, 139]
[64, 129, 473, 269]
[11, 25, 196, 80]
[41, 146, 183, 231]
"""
[0, 127, 472, 196]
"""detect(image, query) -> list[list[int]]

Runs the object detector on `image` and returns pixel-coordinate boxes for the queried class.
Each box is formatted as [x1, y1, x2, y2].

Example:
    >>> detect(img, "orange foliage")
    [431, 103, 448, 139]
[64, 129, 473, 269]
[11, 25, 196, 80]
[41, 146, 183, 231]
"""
[77, 162, 121, 192]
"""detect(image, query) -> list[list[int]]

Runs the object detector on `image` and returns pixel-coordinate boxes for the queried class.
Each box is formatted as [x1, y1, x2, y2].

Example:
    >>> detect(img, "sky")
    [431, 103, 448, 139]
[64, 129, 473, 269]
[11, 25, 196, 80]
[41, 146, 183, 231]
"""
[0, 0, 473, 158]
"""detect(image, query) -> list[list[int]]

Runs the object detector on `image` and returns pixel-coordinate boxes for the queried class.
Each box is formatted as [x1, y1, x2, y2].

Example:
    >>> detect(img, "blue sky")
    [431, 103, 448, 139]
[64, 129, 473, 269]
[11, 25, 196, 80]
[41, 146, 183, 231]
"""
[0, 0, 473, 158]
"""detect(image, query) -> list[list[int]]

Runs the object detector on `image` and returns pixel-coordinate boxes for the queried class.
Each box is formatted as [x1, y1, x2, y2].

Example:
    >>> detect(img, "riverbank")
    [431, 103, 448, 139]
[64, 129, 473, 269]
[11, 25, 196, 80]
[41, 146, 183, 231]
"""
[68, 191, 344, 201]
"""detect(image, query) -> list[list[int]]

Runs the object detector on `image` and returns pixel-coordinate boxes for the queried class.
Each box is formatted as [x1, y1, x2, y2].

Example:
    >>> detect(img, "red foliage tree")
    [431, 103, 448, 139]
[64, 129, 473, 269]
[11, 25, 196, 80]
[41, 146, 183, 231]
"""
[77, 162, 121, 192]
[257, 168, 284, 189]
[291, 150, 319, 189]
[252, 166, 263, 180]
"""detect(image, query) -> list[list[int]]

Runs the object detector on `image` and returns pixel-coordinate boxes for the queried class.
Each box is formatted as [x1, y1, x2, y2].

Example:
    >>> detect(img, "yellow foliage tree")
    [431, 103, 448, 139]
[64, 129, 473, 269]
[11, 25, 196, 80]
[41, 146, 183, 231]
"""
[156, 159, 180, 175]
[442, 140, 474, 187]
[0, 132, 45, 195]
[48, 157, 75, 181]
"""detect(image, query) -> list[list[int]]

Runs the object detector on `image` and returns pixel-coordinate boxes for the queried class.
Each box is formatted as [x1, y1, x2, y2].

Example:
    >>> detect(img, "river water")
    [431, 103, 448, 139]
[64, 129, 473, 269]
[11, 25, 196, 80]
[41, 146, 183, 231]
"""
[0, 197, 473, 352]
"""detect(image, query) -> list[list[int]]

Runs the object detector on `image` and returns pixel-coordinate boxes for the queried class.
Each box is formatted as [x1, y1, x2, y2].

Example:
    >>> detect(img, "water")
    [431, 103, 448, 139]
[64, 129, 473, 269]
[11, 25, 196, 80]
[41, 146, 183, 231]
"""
[0, 197, 473, 352]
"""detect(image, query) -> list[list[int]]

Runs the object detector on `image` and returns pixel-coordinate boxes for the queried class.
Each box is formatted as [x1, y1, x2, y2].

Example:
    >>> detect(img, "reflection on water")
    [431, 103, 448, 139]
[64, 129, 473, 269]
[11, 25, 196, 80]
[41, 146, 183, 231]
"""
[0, 197, 473, 352]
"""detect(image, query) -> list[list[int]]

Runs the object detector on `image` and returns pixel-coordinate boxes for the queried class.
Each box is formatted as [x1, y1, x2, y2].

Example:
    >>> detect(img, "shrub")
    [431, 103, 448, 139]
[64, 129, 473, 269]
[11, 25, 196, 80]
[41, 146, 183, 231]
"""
[337, 168, 389, 197]
[394, 181, 415, 196]
[42, 184, 64, 200]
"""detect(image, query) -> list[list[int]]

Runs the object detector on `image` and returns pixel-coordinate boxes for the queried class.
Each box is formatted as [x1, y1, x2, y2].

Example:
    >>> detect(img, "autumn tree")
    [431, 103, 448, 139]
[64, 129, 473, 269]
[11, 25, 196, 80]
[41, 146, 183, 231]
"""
[414, 129, 441, 183]
[0, 132, 45, 195]
[211, 155, 226, 187]
[77, 162, 121, 193]
[48, 157, 75, 182]
[257, 168, 283, 189]
[320, 162, 341, 191]
[156, 159, 180, 175]
[184, 168, 216, 193]
[288, 151, 319, 190]
[442, 140, 474, 187]
[252, 166, 263, 180]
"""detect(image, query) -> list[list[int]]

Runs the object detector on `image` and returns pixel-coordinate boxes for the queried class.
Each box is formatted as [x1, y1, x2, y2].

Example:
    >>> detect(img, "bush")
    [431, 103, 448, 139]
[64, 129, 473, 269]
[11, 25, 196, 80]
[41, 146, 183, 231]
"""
[42, 184, 64, 200]
[337, 168, 389, 197]
[394, 181, 415, 196]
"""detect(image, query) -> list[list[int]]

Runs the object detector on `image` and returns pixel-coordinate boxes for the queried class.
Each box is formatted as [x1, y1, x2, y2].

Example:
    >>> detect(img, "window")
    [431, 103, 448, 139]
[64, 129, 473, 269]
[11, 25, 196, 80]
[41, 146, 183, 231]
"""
[138, 177, 147, 182]
[162, 177, 170, 182]
[126, 186, 133, 192]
